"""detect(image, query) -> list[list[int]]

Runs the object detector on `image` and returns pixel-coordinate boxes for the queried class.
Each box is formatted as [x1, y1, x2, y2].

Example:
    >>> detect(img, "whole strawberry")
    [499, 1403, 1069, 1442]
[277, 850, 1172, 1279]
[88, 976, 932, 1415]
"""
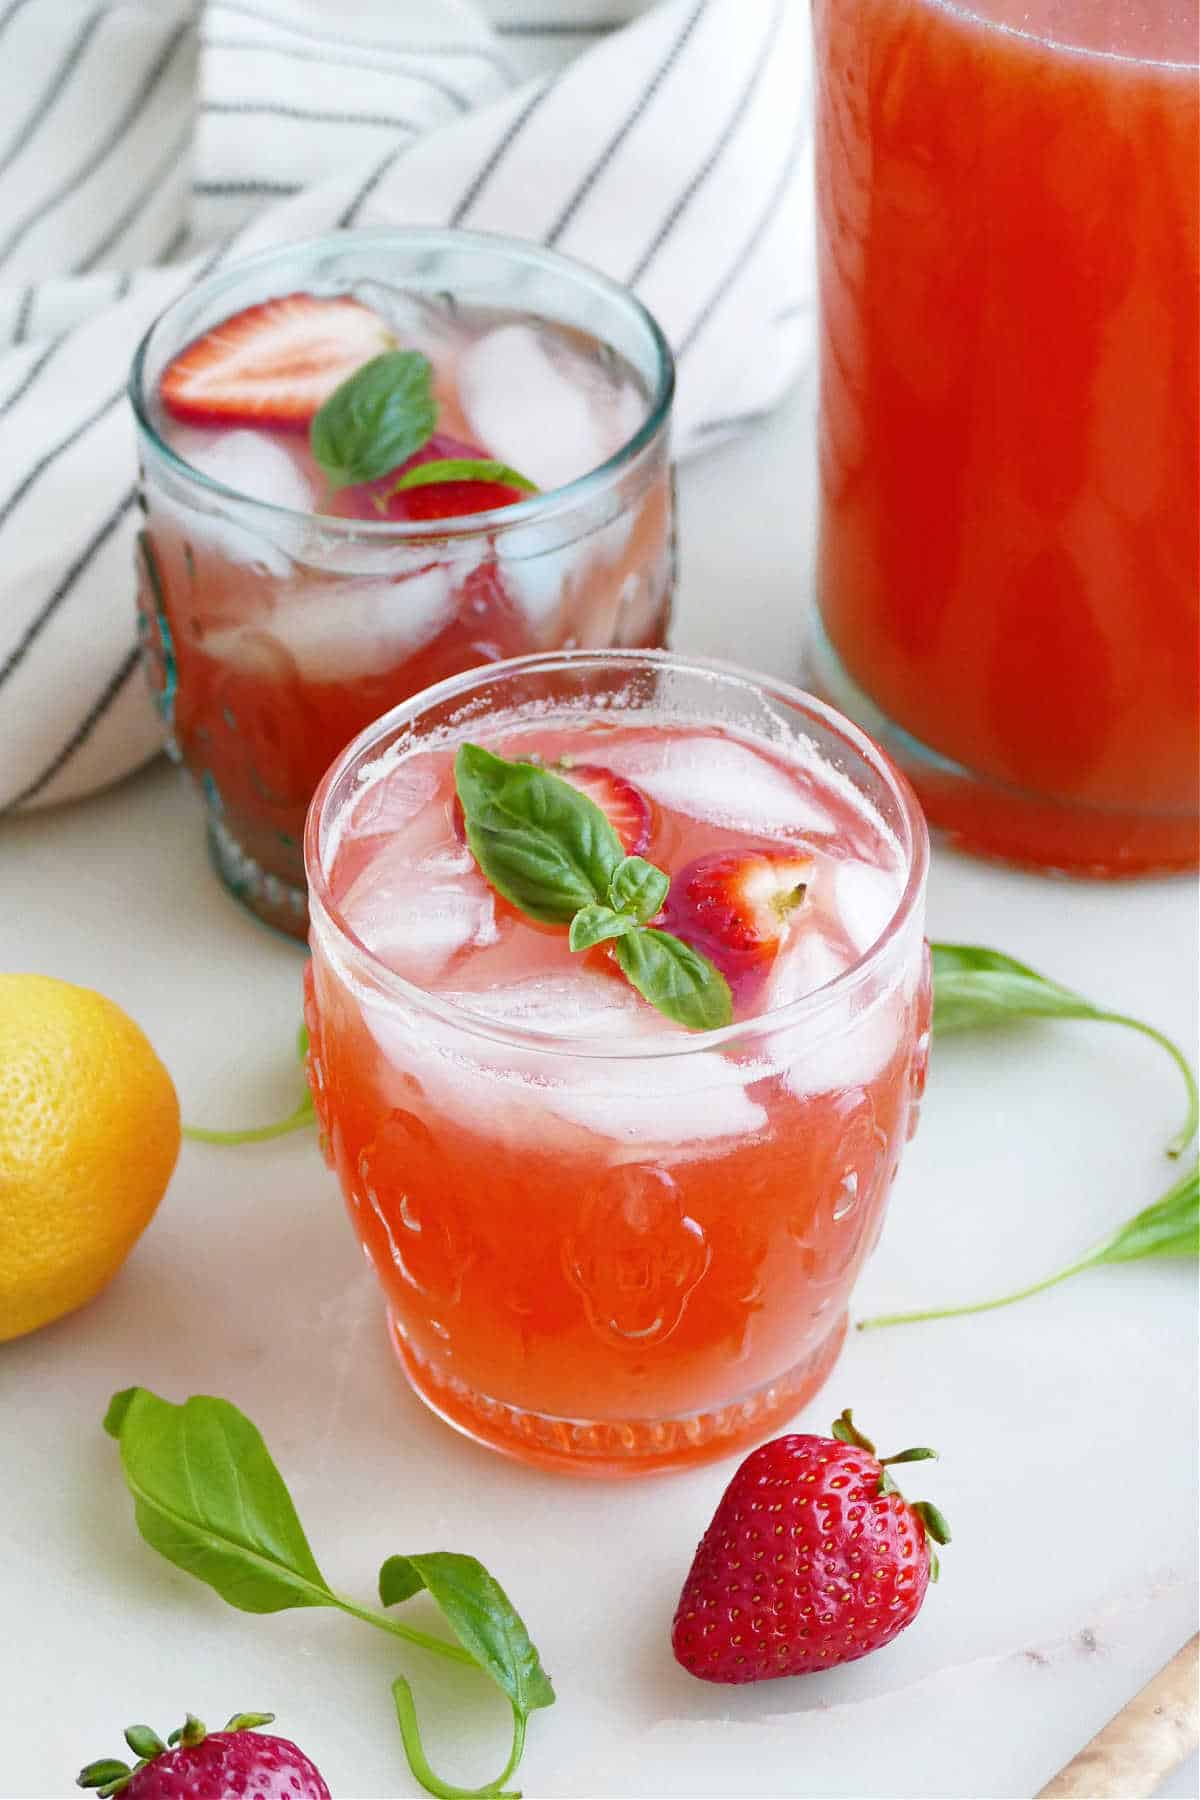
[77, 1712, 330, 1800]
[672, 1409, 950, 1684]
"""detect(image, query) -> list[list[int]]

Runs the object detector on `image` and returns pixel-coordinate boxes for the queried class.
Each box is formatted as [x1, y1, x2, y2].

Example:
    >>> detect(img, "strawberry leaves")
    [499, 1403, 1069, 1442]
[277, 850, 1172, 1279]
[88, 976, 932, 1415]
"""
[103, 1389, 551, 1800]
[310, 350, 437, 491]
[455, 744, 732, 1030]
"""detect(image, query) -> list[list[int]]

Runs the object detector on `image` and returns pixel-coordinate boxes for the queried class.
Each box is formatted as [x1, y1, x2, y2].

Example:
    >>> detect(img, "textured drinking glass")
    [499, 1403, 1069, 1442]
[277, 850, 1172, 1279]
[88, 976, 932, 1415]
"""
[304, 651, 931, 1476]
[130, 230, 675, 937]
[810, 0, 1199, 875]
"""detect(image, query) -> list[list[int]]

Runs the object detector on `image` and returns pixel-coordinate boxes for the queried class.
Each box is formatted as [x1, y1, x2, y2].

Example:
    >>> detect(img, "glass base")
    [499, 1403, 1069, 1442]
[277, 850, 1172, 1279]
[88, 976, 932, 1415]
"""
[389, 1312, 848, 1478]
[804, 617, 1199, 878]
[207, 817, 310, 941]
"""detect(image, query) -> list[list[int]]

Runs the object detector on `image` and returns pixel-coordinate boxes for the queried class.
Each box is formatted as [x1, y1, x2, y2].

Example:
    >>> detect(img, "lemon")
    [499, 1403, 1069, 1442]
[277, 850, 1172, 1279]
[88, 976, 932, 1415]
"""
[0, 974, 180, 1343]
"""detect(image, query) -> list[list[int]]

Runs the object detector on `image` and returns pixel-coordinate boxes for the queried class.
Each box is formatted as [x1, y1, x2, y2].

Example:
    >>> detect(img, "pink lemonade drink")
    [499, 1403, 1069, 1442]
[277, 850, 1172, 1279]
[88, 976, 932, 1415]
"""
[811, 0, 1199, 875]
[304, 653, 931, 1476]
[131, 232, 674, 937]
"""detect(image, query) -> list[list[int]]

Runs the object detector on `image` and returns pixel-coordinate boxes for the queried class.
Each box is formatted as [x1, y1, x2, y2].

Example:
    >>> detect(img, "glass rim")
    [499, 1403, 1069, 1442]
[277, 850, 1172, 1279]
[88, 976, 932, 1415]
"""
[304, 649, 930, 1062]
[128, 226, 676, 542]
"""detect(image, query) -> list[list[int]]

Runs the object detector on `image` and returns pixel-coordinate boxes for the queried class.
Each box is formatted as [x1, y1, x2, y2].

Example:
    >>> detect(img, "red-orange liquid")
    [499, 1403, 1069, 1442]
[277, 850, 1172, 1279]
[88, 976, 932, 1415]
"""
[814, 0, 1199, 873]
[305, 719, 930, 1474]
[136, 483, 672, 934]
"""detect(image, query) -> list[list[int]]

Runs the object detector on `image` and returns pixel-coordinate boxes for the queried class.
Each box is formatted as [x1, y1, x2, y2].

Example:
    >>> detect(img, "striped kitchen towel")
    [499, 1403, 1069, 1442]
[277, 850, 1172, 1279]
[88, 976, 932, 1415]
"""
[0, 0, 812, 814]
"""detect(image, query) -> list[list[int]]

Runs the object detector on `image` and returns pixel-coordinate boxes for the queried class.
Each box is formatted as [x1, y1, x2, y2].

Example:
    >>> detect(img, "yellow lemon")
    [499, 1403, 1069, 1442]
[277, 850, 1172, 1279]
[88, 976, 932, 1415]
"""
[0, 974, 180, 1343]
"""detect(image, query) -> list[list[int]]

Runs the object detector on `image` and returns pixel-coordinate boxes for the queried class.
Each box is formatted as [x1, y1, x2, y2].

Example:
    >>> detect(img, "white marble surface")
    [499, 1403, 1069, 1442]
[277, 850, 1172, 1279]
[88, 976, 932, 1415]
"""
[1, 377, 1197, 1800]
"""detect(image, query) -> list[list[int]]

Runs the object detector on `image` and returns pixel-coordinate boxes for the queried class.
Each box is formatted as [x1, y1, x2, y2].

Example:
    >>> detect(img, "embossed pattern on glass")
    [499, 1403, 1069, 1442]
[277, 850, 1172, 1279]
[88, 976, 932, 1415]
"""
[304, 653, 931, 1476]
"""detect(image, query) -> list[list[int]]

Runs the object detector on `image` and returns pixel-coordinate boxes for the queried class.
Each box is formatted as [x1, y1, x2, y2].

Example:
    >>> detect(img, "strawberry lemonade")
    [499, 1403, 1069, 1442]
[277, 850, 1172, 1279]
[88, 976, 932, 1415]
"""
[304, 653, 931, 1475]
[131, 231, 674, 936]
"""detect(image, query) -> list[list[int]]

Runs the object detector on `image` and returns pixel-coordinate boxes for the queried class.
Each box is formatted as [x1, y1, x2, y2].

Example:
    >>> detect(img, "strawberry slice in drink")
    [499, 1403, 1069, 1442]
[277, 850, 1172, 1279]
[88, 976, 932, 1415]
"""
[554, 763, 653, 856]
[328, 434, 529, 524]
[660, 847, 814, 1000]
[159, 293, 393, 428]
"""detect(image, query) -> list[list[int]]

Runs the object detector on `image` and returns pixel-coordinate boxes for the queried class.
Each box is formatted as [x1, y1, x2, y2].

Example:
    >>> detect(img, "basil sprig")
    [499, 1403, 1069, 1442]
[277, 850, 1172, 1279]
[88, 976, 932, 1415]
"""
[454, 744, 733, 1031]
[310, 350, 437, 490]
[930, 942, 1198, 1157]
[104, 1388, 553, 1800]
[389, 457, 537, 497]
[858, 1159, 1198, 1331]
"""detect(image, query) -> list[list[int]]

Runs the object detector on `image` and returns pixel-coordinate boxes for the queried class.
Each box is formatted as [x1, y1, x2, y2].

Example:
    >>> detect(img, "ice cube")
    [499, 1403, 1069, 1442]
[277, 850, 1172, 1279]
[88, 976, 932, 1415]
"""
[765, 926, 854, 1009]
[764, 931, 903, 1098]
[457, 324, 609, 491]
[158, 428, 316, 576]
[497, 542, 567, 634]
[362, 961, 766, 1160]
[176, 427, 319, 514]
[834, 859, 903, 955]
[345, 757, 441, 842]
[607, 733, 836, 836]
[546, 1050, 768, 1152]
[446, 972, 649, 1041]
[263, 566, 456, 682]
[340, 837, 497, 980]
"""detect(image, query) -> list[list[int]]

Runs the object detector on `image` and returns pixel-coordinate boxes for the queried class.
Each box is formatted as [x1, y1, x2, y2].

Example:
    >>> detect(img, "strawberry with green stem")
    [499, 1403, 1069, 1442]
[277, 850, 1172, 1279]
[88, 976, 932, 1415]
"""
[77, 1712, 328, 1800]
[672, 1409, 950, 1685]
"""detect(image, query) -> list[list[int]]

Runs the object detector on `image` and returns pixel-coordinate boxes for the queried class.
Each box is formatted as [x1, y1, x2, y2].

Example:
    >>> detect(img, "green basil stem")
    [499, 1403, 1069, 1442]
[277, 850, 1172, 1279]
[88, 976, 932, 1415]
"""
[183, 1025, 314, 1145]
[335, 1597, 477, 1670]
[1084, 1010, 1198, 1159]
[857, 1161, 1199, 1331]
[392, 1678, 525, 1800]
[182, 1093, 314, 1146]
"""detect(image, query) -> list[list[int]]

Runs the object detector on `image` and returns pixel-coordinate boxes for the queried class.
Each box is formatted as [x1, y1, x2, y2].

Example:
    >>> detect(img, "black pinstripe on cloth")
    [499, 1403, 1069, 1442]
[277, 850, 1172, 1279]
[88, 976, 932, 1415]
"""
[0, 0, 811, 812]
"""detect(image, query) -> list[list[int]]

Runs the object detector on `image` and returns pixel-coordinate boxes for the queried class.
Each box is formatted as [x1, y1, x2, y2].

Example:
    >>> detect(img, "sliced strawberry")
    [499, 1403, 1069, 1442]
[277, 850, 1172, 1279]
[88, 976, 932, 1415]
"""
[160, 294, 392, 429]
[659, 847, 814, 993]
[452, 759, 652, 857]
[329, 433, 527, 524]
[552, 763, 652, 856]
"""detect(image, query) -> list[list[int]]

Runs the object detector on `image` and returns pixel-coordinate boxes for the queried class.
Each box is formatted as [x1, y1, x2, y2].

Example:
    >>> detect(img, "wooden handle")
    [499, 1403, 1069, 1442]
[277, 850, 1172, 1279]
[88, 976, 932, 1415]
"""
[1036, 1633, 1199, 1799]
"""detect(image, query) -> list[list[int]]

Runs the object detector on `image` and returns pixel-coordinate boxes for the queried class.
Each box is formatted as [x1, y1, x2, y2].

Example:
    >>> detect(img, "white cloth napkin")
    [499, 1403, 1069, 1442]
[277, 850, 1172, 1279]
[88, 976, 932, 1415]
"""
[0, 0, 812, 814]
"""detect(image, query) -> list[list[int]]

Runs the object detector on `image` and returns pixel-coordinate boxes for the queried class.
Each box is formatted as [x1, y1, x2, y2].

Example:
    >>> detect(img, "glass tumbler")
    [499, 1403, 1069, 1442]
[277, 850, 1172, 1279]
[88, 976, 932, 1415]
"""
[303, 651, 931, 1477]
[130, 230, 675, 937]
[809, 0, 1199, 875]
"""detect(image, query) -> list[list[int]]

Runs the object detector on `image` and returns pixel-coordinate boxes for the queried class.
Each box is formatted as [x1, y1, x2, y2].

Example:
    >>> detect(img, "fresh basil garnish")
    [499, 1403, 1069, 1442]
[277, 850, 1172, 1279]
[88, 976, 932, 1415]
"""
[104, 1388, 552, 1800]
[930, 942, 1198, 1156]
[388, 457, 537, 497]
[455, 744, 625, 925]
[454, 745, 732, 1030]
[310, 350, 436, 491]
[614, 926, 734, 1032]
[568, 903, 638, 952]
[608, 855, 669, 923]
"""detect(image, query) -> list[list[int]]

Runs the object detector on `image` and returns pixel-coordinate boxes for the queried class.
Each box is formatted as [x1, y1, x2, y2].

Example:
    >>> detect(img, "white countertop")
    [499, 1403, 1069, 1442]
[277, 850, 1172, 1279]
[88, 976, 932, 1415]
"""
[2, 374, 1197, 1800]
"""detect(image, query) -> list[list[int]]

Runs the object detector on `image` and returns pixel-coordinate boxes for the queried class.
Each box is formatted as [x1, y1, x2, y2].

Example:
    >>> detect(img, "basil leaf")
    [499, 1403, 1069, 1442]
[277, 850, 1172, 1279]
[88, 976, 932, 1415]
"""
[379, 1553, 555, 1718]
[931, 942, 1198, 1157]
[455, 744, 623, 924]
[103, 1388, 335, 1613]
[389, 457, 536, 495]
[609, 855, 668, 923]
[310, 351, 436, 490]
[858, 1160, 1198, 1331]
[569, 903, 637, 952]
[614, 927, 733, 1031]
[1090, 1161, 1199, 1265]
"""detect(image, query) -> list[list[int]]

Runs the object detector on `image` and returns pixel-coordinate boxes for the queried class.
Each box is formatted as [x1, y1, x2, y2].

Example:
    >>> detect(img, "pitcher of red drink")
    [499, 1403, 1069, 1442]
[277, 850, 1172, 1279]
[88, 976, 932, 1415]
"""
[809, 0, 1199, 875]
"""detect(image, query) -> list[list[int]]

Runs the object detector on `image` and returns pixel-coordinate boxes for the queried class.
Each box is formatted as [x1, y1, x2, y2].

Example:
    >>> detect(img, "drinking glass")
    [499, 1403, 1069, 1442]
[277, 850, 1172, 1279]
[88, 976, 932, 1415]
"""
[130, 230, 675, 937]
[303, 650, 931, 1476]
